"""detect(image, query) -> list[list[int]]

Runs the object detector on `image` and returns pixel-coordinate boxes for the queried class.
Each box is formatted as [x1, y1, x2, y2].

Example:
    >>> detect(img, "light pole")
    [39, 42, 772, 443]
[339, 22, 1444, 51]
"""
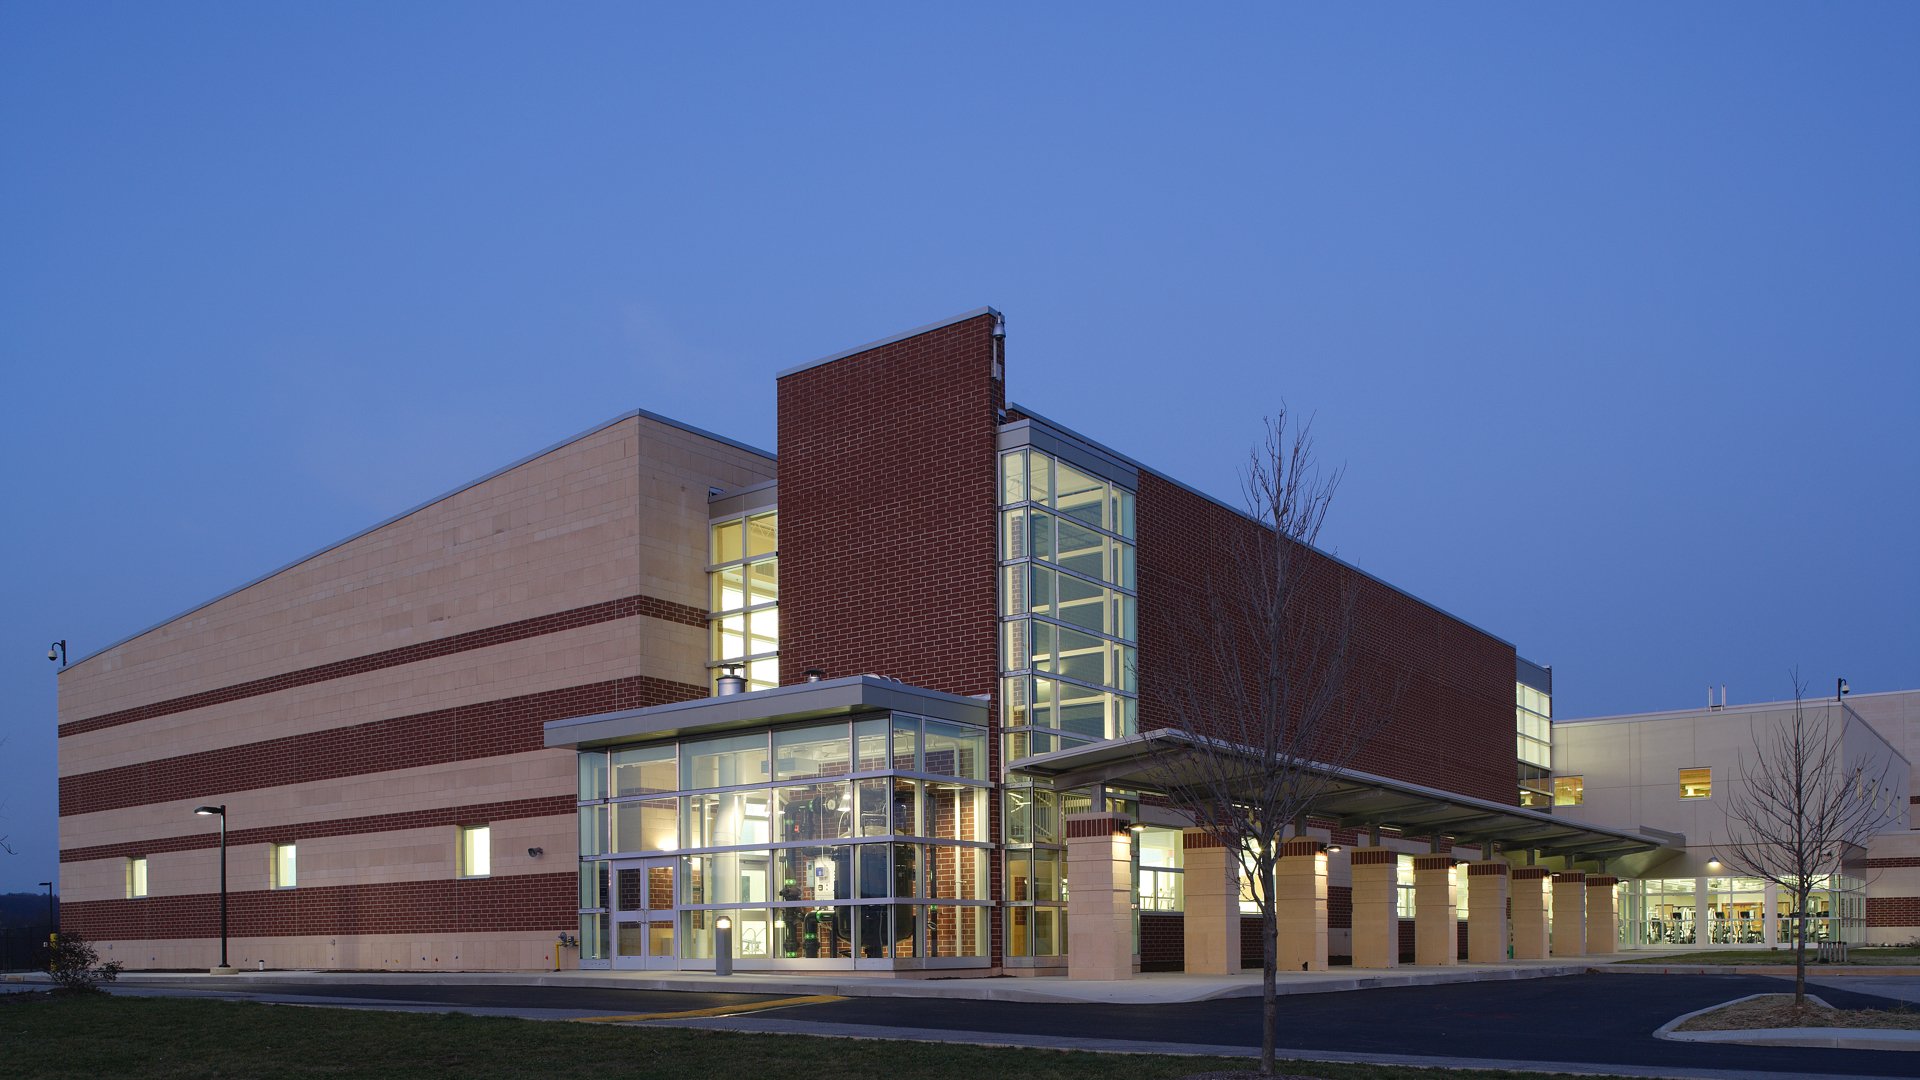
[194, 805, 231, 972]
[37, 881, 53, 934]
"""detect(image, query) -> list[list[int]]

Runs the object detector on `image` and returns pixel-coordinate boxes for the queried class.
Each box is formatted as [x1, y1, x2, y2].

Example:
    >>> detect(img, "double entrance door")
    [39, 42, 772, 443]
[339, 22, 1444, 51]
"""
[611, 858, 676, 969]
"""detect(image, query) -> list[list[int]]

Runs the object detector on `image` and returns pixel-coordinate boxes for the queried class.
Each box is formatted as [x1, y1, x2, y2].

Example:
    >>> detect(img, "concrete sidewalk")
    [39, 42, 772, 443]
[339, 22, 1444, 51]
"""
[69, 956, 1626, 1004]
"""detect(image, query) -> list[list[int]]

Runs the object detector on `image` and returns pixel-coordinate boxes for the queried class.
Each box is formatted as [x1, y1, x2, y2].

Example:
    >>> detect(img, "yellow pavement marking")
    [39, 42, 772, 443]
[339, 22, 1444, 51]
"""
[575, 994, 845, 1023]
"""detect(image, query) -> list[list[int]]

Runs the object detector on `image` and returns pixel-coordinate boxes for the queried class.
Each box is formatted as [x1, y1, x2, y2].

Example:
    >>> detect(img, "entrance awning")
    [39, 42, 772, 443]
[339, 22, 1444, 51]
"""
[1011, 728, 1680, 870]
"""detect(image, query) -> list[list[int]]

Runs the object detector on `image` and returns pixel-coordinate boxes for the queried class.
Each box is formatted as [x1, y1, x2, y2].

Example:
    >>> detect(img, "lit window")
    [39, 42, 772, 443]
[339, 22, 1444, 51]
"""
[126, 856, 148, 898]
[1680, 767, 1712, 800]
[1553, 776, 1584, 806]
[458, 825, 492, 878]
[270, 843, 297, 888]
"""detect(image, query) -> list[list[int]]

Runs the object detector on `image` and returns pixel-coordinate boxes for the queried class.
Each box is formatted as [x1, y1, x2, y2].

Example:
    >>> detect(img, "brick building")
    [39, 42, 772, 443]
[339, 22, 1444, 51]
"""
[54, 307, 1916, 974]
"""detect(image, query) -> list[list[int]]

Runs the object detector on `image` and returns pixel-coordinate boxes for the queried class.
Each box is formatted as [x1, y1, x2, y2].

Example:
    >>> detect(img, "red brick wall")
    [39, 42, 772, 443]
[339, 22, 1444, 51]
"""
[776, 312, 1006, 960]
[1867, 896, 1920, 928]
[60, 674, 703, 817]
[1140, 911, 1183, 970]
[1134, 471, 1517, 805]
[65, 872, 576, 943]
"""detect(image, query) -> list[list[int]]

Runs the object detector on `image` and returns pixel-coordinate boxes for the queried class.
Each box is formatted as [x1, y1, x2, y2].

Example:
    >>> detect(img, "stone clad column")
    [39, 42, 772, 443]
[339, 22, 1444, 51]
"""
[1348, 847, 1399, 969]
[1512, 867, 1551, 959]
[1064, 811, 1134, 980]
[1466, 861, 1510, 963]
[1181, 828, 1241, 975]
[1274, 837, 1328, 972]
[1413, 856, 1459, 966]
[1586, 875, 1619, 956]
[1552, 871, 1588, 957]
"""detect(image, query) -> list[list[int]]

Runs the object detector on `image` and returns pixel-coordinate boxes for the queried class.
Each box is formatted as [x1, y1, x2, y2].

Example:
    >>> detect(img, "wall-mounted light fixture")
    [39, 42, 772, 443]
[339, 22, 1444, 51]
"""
[527, 847, 544, 858]
[47, 640, 66, 666]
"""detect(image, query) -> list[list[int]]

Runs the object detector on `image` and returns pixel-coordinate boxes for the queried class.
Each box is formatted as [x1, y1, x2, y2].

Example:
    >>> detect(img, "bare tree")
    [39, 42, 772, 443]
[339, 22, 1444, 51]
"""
[1140, 410, 1391, 1076]
[1715, 674, 1898, 1004]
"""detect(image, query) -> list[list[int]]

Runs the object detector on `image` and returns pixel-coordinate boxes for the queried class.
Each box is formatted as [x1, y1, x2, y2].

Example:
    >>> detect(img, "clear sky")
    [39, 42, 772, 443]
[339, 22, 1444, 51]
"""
[3, 3, 1916, 894]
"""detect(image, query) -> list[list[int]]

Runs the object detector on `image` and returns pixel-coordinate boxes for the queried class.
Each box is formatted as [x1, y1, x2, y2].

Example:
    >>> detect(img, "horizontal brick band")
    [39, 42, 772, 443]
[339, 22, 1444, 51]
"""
[1587, 875, 1619, 887]
[63, 871, 575, 941]
[1513, 867, 1551, 880]
[1867, 896, 1920, 928]
[1467, 862, 1510, 877]
[1412, 855, 1457, 871]
[1553, 871, 1586, 883]
[1181, 830, 1227, 851]
[1281, 838, 1322, 857]
[61, 794, 577, 864]
[60, 674, 702, 818]
[1064, 813, 1133, 838]
[60, 594, 704, 739]
[1863, 857, 1920, 869]
[1348, 848, 1397, 866]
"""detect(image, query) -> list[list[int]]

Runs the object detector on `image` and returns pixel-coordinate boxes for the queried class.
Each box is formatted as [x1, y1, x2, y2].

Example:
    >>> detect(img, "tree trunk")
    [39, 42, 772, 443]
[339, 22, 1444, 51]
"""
[1261, 896, 1277, 1075]
[1793, 890, 1808, 1006]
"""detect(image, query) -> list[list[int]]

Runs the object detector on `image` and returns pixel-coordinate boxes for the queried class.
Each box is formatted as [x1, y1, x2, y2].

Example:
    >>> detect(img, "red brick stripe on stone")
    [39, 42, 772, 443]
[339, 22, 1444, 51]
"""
[1863, 857, 1920, 869]
[1467, 862, 1510, 876]
[1348, 849, 1397, 866]
[1412, 855, 1457, 871]
[59, 674, 702, 817]
[1513, 867, 1551, 880]
[61, 794, 577, 864]
[63, 872, 576, 941]
[59, 594, 704, 738]
[1867, 897, 1920, 928]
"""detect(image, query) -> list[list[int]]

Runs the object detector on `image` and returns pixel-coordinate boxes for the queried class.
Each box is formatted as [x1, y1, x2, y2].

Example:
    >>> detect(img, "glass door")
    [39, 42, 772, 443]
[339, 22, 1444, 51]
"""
[612, 858, 677, 970]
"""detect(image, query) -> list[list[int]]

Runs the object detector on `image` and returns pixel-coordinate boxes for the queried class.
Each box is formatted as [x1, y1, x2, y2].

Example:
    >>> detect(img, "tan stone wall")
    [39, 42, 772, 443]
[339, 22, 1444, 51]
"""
[55, 413, 774, 969]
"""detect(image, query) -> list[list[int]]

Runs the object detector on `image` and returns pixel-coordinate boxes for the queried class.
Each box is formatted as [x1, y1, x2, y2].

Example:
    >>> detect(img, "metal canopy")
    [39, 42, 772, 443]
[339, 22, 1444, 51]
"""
[1011, 728, 1679, 865]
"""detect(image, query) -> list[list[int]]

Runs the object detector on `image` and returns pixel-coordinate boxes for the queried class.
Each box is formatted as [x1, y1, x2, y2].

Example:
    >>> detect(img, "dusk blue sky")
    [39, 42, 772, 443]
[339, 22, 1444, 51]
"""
[3, 4, 1916, 894]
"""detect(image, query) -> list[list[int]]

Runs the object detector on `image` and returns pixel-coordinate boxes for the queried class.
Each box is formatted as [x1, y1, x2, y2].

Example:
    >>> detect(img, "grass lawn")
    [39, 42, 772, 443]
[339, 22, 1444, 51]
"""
[1676, 994, 1920, 1031]
[1620, 947, 1920, 966]
[0, 992, 1585, 1080]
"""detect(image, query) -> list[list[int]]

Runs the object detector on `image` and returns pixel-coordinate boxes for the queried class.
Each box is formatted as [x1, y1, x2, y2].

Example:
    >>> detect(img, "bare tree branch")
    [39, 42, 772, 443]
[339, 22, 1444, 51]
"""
[1134, 408, 1394, 1075]
[1716, 672, 1898, 1004]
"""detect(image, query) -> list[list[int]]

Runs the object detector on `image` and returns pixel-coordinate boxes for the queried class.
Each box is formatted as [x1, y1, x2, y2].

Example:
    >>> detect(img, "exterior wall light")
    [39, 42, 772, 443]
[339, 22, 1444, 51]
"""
[47, 640, 66, 666]
[715, 916, 734, 976]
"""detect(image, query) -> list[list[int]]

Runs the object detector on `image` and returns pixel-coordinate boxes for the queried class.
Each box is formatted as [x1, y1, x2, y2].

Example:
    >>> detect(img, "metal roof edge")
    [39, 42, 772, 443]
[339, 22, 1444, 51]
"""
[776, 306, 1001, 379]
[1005, 404, 1517, 652]
[66, 407, 772, 672]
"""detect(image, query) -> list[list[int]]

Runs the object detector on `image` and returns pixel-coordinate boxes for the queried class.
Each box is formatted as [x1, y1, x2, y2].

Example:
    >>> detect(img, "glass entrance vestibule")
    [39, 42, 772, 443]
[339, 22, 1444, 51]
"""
[575, 707, 995, 971]
[1621, 874, 1867, 948]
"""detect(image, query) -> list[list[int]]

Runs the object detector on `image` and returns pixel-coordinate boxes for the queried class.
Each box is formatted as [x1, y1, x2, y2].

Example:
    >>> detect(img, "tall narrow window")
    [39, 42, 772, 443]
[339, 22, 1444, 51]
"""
[126, 856, 148, 899]
[458, 825, 492, 878]
[708, 509, 778, 691]
[270, 843, 297, 889]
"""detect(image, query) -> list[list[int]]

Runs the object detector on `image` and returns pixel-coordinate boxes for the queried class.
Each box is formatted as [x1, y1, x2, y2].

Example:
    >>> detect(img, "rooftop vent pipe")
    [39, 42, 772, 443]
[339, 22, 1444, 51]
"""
[805, 668, 825, 683]
[716, 665, 745, 696]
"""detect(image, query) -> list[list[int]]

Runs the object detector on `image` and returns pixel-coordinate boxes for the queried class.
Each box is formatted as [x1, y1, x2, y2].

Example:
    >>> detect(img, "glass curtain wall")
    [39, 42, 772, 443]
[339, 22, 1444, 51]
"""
[1516, 682, 1552, 809]
[709, 510, 779, 692]
[575, 714, 993, 968]
[999, 446, 1138, 961]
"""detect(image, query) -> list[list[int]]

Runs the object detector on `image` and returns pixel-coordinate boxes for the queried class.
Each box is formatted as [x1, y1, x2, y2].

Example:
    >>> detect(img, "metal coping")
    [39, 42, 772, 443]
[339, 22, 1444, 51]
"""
[65, 407, 774, 671]
[1006, 403, 1516, 651]
[1011, 728, 1676, 859]
[543, 674, 991, 749]
[776, 306, 1001, 380]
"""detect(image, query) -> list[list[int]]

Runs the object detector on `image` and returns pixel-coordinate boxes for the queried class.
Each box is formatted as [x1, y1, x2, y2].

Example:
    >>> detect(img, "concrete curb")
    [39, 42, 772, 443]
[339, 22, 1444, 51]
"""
[1654, 991, 1920, 1052]
[64, 961, 1600, 1005]
[1598, 963, 1920, 977]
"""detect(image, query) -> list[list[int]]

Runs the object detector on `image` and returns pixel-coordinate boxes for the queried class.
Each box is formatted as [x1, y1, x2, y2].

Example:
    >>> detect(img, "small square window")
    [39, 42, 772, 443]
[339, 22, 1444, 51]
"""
[126, 856, 148, 898]
[1553, 776, 1584, 807]
[270, 843, 297, 888]
[458, 825, 491, 878]
[1680, 767, 1712, 800]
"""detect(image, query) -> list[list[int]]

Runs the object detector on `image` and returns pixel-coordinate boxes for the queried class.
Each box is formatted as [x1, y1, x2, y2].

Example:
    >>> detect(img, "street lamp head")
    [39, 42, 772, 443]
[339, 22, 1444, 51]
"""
[194, 805, 225, 817]
[1838, 678, 1850, 697]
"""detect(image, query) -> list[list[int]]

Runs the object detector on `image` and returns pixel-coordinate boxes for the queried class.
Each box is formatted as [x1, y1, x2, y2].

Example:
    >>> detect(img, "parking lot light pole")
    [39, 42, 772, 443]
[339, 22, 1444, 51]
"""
[193, 805, 231, 972]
